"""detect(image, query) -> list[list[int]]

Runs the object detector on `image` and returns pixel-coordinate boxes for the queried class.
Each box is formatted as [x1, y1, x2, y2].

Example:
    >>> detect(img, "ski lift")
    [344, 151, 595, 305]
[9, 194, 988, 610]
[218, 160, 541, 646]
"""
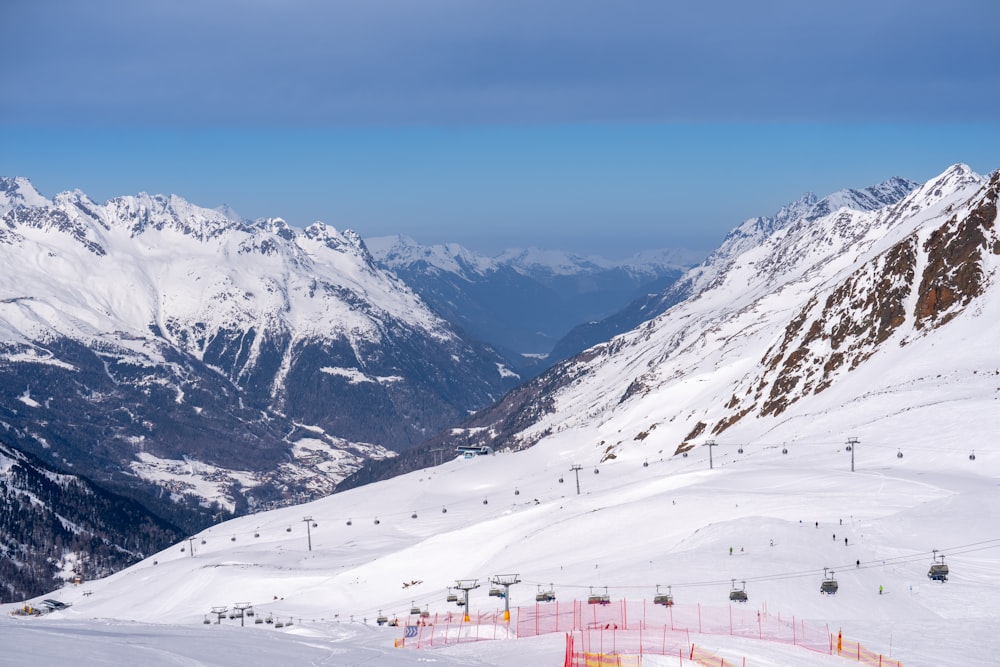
[514, 487, 520, 496]
[535, 584, 556, 602]
[653, 585, 674, 607]
[265, 614, 274, 624]
[421, 606, 430, 618]
[411, 511, 418, 519]
[587, 587, 610, 605]
[346, 518, 352, 526]
[729, 579, 748, 603]
[201, 539, 206, 544]
[246, 607, 255, 617]
[446, 588, 458, 603]
[682, 451, 688, 458]
[376, 611, 388, 626]
[593, 467, 600, 474]
[285, 619, 294, 627]
[897, 449, 903, 458]
[442, 506, 448, 514]
[410, 601, 421, 615]
[374, 517, 380, 525]
[488, 586, 502, 597]
[274, 620, 285, 628]
[254, 616, 263, 624]
[254, 530, 259, 538]
[286, 526, 292, 532]
[203, 615, 211, 625]
[782, 447, 788, 455]
[820, 568, 839, 595]
[230, 535, 236, 542]
[312, 521, 318, 528]
[180, 546, 185, 552]
[928, 550, 949, 582]
[738, 446, 744, 454]
[559, 476, 564, 483]
[845, 444, 852, 451]
[456, 599, 465, 607]
[483, 498, 488, 505]
[643, 460, 649, 468]
[969, 451, 976, 461]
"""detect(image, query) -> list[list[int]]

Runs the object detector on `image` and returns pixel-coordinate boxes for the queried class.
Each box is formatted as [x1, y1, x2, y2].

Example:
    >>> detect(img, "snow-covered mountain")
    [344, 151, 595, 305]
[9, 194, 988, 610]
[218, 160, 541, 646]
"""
[367, 235, 698, 369]
[3, 164, 998, 666]
[0, 178, 520, 530]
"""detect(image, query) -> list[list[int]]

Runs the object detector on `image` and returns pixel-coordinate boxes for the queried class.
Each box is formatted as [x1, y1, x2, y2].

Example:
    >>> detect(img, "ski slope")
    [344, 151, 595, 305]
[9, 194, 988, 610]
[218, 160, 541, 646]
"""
[4, 426, 997, 666]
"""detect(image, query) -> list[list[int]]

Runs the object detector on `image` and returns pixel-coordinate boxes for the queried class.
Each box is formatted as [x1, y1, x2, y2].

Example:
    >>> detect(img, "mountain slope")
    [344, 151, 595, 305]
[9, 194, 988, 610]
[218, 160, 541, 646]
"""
[0, 440, 182, 602]
[547, 176, 919, 364]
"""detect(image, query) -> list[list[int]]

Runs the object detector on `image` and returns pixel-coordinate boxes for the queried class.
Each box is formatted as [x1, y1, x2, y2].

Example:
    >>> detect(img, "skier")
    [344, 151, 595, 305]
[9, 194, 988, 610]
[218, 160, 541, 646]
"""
[833, 533, 836, 541]
[844, 537, 848, 546]
[879, 585, 883, 595]
[729, 546, 733, 556]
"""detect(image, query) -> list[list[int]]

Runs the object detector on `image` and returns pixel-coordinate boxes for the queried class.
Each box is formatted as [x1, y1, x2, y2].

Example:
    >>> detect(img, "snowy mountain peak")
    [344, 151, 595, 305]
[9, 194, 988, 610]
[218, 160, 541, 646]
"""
[0, 176, 50, 215]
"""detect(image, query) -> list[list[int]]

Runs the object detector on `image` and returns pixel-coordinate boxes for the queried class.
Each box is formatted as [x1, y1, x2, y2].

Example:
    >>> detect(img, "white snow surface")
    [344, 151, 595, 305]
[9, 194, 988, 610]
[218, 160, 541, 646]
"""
[5, 165, 999, 665]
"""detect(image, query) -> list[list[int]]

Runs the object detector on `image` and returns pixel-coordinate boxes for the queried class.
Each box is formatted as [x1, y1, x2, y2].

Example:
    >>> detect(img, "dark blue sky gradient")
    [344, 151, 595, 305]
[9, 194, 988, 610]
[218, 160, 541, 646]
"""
[2, 1, 997, 255]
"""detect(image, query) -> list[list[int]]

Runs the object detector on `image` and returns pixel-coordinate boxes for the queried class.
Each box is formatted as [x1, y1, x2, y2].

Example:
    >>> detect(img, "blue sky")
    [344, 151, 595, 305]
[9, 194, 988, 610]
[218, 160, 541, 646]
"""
[2, 1, 998, 257]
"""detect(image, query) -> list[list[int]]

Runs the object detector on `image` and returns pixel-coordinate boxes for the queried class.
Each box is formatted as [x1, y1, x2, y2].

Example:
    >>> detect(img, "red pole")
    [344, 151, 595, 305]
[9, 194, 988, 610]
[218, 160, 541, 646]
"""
[698, 603, 702, 633]
[729, 604, 733, 635]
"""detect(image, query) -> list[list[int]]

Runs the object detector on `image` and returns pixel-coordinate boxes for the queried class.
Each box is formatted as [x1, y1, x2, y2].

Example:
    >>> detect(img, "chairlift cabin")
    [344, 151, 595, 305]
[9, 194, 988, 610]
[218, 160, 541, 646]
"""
[969, 451, 976, 461]
[820, 569, 839, 595]
[376, 611, 388, 626]
[928, 551, 949, 582]
[593, 467, 599, 474]
[410, 602, 422, 615]
[587, 587, 611, 605]
[729, 580, 748, 603]
[374, 518, 380, 525]
[535, 584, 556, 602]
[897, 449, 904, 459]
[421, 607, 431, 618]
[446, 589, 459, 603]
[488, 586, 502, 597]
[643, 460, 649, 468]
[346, 518, 352, 526]
[782, 447, 788, 455]
[653, 585, 674, 606]
[738, 446, 744, 454]
[411, 511, 418, 519]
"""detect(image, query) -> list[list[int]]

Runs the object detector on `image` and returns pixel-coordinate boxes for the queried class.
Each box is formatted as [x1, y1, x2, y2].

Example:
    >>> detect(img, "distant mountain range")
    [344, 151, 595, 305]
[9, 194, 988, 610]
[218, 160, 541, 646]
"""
[366, 236, 700, 372]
